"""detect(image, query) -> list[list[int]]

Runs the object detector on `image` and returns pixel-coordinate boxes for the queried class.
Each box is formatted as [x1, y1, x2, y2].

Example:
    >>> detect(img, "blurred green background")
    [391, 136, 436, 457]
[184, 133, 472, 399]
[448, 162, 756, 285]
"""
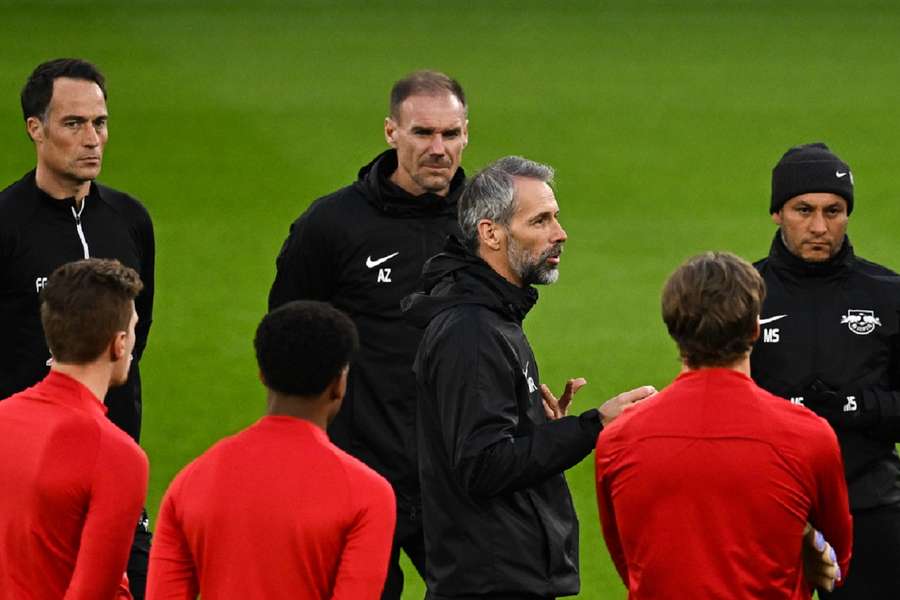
[2, 1, 900, 597]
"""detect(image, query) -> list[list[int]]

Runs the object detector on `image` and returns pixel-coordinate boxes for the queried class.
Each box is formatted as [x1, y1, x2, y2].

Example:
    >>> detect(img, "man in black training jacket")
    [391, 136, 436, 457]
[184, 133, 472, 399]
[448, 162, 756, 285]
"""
[751, 142, 900, 598]
[0, 58, 155, 598]
[404, 156, 654, 600]
[269, 70, 467, 599]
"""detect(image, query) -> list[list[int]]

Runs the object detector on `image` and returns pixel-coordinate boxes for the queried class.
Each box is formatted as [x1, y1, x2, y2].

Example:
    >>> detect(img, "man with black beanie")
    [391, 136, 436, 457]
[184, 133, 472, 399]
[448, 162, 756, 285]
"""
[751, 142, 900, 598]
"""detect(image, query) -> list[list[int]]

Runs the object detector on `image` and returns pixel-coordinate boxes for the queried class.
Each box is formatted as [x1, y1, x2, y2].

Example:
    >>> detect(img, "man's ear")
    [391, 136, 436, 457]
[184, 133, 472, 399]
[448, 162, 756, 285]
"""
[751, 318, 761, 343]
[771, 211, 783, 226]
[109, 331, 127, 362]
[26, 116, 43, 144]
[331, 366, 349, 402]
[476, 219, 504, 252]
[384, 117, 398, 147]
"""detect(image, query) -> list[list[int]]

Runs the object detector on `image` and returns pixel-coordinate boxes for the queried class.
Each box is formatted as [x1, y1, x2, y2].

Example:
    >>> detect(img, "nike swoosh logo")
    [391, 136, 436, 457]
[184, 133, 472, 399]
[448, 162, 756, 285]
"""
[836, 171, 847, 178]
[366, 252, 399, 269]
[759, 314, 788, 325]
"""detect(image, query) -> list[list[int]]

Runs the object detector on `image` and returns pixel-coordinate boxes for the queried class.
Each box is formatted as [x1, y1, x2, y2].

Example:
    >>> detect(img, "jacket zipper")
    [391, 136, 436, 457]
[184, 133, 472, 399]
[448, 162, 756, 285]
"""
[70, 199, 90, 259]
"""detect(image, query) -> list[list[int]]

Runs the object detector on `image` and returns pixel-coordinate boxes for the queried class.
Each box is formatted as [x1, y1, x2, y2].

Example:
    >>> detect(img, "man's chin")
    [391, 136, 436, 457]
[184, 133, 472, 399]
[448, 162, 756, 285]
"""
[415, 174, 452, 194]
[526, 267, 560, 286]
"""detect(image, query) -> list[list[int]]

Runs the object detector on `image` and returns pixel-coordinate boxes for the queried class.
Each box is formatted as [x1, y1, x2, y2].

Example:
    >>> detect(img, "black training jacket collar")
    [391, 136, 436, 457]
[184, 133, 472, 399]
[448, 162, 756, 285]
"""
[768, 229, 855, 279]
[355, 149, 465, 218]
[24, 169, 106, 215]
[403, 236, 538, 327]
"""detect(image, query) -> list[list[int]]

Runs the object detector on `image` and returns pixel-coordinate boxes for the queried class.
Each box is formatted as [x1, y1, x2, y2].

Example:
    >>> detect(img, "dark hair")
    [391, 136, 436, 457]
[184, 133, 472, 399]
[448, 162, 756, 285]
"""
[661, 252, 765, 369]
[21, 58, 107, 121]
[40, 259, 142, 364]
[389, 70, 466, 120]
[254, 301, 359, 397]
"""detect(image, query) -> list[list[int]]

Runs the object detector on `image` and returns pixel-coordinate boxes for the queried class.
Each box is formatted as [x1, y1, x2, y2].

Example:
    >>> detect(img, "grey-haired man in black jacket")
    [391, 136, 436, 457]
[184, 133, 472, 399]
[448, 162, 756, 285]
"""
[404, 156, 653, 600]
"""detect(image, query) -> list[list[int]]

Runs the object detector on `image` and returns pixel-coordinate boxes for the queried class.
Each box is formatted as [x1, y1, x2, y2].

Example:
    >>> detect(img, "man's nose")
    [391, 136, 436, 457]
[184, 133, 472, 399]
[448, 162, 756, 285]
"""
[428, 134, 445, 155]
[552, 220, 567, 243]
[82, 124, 100, 147]
[809, 210, 828, 234]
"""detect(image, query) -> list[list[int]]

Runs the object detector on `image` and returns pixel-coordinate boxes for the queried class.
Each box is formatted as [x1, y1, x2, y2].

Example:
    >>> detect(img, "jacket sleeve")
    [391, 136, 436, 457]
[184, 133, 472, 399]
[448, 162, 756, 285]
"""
[595, 438, 629, 586]
[268, 208, 338, 310]
[330, 472, 396, 600]
[133, 205, 155, 363]
[146, 475, 199, 600]
[428, 311, 601, 498]
[807, 424, 853, 585]
[65, 435, 148, 600]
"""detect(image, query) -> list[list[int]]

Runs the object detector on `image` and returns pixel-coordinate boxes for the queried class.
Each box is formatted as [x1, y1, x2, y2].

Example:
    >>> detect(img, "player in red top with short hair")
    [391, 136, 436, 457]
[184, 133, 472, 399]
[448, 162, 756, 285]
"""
[147, 300, 396, 600]
[0, 258, 149, 599]
[596, 252, 853, 599]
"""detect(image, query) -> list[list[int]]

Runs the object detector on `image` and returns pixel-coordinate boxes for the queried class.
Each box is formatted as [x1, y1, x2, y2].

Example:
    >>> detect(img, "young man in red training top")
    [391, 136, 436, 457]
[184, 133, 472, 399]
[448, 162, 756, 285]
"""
[147, 300, 396, 600]
[0, 258, 149, 600]
[596, 252, 853, 599]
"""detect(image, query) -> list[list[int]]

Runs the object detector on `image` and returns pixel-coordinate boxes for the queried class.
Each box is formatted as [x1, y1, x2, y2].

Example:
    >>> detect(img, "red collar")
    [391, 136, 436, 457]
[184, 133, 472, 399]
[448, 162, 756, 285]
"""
[29, 371, 108, 416]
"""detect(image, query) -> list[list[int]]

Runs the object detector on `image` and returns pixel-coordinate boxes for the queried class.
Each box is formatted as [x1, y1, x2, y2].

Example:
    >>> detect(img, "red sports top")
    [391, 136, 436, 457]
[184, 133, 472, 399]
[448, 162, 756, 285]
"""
[596, 368, 852, 600]
[147, 415, 396, 600]
[0, 371, 149, 599]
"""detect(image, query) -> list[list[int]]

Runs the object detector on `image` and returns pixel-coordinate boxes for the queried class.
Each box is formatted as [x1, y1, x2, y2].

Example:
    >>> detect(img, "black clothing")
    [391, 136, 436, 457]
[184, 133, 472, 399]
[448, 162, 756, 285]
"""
[819, 504, 900, 599]
[751, 232, 900, 599]
[127, 510, 153, 600]
[268, 149, 464, 598]
[382, 507, 426, 599]
[0, 170, 155, 442]
[0, 170, 155, 599]
[404, 237, 602, 598]
[751, 232, 900, 511]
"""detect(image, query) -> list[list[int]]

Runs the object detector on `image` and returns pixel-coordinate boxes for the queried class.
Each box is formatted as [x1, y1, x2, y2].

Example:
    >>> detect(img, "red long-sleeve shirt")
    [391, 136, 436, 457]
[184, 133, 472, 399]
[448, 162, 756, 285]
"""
[0, 371, 149, 599]
[596, 368, 852, 599]
[147, 415, 396, 600]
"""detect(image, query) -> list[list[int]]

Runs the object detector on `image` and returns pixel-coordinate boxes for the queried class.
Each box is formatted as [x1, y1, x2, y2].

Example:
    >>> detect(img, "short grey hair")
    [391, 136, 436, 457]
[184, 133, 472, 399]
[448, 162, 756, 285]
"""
[458, 156, 555, 252]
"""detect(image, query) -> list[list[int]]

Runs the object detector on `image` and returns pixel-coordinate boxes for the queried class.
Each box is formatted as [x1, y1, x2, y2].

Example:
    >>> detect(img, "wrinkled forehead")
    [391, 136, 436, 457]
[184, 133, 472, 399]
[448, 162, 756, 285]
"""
[47, 77, 107, 118]
[512, 177, 558, 217]
[394, 93, 467, 128]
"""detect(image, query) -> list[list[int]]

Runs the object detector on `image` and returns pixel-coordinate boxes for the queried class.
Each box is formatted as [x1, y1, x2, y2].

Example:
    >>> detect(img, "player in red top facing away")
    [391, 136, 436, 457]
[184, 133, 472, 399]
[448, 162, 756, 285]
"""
[0, 258, 149, 600]
[147, 300, 396, 600]
[596, 251, 852, 600]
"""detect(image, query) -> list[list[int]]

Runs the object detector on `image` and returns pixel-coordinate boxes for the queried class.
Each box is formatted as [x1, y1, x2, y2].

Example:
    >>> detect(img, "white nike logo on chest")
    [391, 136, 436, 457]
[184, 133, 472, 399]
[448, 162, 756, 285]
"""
[759, 314, 788, 325]
[366, 252, 400, 269]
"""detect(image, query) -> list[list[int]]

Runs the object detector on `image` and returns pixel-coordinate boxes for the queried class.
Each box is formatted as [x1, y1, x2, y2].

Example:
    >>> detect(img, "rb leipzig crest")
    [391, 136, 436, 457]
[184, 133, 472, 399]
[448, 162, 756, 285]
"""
[840, 309, 881, 335]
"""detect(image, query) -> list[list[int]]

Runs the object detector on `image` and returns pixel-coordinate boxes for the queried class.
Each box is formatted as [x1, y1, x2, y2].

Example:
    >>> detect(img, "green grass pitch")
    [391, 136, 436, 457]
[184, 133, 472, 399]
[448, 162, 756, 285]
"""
[2, 2, 900, 598]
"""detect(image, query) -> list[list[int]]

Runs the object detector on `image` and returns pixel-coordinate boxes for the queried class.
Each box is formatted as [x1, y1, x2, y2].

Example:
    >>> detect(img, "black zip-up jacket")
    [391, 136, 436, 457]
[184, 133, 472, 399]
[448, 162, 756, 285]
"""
[403, 237, 602, 599]
[0, 171, 155, 442]
[268, 149, 465, 515]
[751, 232, 900, 510]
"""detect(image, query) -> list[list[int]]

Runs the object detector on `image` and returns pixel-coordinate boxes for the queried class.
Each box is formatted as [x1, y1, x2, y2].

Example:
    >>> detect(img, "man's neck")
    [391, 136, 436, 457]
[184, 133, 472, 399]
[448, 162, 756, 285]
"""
[266, 390, 330, 430]
[681, 354, 751, 376]
[50, 362, 110, 404]
[477, 247, 523, 287]
[35, 165, 90, 205]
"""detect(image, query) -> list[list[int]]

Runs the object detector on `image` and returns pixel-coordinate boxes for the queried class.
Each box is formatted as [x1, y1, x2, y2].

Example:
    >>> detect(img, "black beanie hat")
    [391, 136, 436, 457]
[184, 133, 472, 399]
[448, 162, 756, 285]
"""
[770, 142, 854, 215]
